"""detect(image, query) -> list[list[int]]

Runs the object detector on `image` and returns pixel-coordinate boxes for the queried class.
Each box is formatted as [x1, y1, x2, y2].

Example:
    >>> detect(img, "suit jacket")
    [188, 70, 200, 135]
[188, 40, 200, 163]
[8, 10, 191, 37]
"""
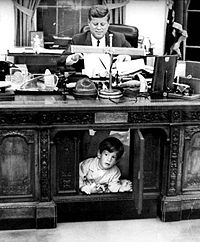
[57, 30, 131, 72]
[72, 30, 131, 47]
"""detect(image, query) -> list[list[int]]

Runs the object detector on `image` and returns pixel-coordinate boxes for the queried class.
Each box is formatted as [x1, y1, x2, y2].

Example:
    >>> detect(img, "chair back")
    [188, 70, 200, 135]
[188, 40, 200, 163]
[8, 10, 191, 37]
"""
[80, 24, 139, 48]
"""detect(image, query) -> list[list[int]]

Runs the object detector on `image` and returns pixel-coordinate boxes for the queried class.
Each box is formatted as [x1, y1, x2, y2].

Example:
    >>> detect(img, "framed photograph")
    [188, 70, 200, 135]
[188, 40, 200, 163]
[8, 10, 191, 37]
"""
[30, 31, 44, 48]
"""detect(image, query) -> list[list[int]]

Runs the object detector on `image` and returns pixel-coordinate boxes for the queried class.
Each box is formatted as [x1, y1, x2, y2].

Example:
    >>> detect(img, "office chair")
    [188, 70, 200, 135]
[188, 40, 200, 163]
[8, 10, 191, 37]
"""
[80, 24, 139, 48]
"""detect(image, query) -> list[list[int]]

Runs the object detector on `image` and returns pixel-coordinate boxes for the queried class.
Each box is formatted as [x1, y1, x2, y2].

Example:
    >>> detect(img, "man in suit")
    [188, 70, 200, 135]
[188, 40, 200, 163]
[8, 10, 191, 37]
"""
[57, 5, 131, 72]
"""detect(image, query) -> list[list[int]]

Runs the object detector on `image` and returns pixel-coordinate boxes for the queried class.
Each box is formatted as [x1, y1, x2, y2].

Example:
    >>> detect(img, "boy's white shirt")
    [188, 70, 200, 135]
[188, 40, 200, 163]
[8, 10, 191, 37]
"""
[79, 157, 121, 193]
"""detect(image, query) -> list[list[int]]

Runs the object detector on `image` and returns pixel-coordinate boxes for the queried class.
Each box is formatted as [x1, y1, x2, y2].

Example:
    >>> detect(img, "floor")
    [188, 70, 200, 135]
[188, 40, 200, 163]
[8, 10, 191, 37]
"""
[0, 218, 200, 242]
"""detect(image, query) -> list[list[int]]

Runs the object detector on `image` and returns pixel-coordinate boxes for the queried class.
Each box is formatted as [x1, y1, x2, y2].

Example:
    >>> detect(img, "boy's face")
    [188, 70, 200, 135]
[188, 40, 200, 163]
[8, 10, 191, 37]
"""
[98, 150, 118, 170]
[88, 15, 109, 40]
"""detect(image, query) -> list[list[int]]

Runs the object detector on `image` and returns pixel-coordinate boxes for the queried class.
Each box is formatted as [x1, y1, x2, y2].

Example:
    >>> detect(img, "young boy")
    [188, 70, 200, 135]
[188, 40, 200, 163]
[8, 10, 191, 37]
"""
[79, 136, 132, 194]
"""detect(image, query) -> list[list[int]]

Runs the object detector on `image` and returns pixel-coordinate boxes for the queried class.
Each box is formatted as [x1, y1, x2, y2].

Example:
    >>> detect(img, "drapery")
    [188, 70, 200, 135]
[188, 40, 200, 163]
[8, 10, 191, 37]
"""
[13, 0, 41, 46]
[102, 0, 129, 24]
[164, 0, 190, 59]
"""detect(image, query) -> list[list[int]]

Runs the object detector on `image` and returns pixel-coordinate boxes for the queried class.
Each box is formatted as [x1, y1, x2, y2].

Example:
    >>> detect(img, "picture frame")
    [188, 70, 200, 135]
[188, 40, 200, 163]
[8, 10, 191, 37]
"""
[151, 55, 178, 97]
[30, 31, 44, 48]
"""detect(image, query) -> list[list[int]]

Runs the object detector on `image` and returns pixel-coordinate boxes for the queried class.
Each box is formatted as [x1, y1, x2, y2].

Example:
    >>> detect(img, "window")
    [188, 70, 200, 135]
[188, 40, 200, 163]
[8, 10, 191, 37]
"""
[37, 0, 101, 47]
[185, 1, 200, 61]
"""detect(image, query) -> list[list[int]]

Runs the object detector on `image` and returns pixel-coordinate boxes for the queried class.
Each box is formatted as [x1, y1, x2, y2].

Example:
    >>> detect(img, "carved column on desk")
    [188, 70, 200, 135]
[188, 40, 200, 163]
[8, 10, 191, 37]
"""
[37, 129, 57, 229]
[167, 110, 182, 196]
[167, 126, 180, 196]
[39, 129, 51, 201]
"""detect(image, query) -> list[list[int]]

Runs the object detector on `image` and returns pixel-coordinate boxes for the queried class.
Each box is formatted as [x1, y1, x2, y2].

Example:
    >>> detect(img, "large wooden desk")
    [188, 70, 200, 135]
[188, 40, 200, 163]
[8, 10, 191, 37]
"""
[1, 95, 200, 229]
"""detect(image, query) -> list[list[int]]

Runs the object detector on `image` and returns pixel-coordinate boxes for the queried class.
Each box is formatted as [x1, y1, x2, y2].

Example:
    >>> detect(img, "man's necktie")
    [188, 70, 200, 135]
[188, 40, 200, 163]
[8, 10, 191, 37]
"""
[97, 40, 100, 46]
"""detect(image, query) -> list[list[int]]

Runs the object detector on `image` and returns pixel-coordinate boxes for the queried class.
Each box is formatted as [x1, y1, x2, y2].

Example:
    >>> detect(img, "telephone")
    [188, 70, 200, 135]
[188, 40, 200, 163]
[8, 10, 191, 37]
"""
[0, 61, 16, 81]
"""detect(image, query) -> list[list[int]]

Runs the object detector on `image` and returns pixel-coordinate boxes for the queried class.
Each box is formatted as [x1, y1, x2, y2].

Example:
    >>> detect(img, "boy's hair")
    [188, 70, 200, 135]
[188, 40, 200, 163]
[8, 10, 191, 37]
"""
[98, 137, 124, 160]
[88, 5, 110, 21]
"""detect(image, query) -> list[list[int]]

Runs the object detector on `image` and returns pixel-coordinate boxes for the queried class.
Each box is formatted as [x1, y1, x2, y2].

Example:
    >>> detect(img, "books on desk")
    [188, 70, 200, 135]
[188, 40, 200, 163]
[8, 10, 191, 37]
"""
[8, 47, 64, 55]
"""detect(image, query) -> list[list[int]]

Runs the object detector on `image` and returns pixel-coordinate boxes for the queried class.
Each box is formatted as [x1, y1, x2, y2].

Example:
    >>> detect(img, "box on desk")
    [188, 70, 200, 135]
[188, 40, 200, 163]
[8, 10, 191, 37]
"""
[179, 61, 200, 94]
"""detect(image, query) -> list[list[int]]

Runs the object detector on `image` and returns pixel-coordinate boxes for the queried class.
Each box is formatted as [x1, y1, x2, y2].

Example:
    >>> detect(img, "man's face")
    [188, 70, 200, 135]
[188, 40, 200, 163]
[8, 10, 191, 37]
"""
[88, 15, 109, 40]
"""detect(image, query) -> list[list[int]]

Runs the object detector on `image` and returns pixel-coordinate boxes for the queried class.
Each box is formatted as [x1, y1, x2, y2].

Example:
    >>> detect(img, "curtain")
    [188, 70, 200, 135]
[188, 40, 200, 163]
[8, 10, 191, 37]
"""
[102, 0, 129, 24]
[164, 0, 190, 59]
[13, 0, 41, 46]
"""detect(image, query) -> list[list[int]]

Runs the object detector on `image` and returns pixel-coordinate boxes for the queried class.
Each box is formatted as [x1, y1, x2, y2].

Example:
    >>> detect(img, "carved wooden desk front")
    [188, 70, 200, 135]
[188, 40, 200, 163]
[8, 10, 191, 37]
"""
[0, 95, 200, 229]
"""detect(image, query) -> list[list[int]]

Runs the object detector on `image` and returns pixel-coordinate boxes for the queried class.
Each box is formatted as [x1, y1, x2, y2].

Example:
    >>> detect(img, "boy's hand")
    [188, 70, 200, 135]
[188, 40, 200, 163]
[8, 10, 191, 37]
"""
[119, 179, 133, 192]
[90, 183, 106, 194]
[81, 183, 105, 194]
[81, 185, 92, 194]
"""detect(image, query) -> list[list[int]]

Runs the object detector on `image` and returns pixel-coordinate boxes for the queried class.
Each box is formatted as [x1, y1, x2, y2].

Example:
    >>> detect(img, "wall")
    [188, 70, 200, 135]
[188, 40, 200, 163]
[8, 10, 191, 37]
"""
[0, 0, 167, 60]
[125, 0, 167, 55]
[0, 0, 15, 60]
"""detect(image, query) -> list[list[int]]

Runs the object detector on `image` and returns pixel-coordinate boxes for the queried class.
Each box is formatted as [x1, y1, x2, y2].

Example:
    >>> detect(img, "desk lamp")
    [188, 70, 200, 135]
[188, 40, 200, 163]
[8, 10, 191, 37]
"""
[70, 40, 145, 99]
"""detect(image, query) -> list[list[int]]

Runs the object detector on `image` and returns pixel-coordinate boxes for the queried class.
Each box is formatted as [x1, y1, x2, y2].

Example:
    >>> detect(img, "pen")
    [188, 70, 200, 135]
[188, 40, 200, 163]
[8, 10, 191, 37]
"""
[98, 57, 107, 70]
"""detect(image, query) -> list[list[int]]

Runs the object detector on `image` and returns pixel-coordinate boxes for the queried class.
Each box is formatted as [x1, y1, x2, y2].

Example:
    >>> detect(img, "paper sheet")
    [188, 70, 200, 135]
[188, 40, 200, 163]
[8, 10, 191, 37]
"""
[115, 58, 146, 76]
[83, 53, 110, 78]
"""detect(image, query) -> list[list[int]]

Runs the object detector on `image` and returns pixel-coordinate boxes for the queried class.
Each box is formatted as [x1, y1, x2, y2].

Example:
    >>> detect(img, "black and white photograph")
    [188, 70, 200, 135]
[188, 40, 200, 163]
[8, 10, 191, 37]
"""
[0, 0, 200, 242]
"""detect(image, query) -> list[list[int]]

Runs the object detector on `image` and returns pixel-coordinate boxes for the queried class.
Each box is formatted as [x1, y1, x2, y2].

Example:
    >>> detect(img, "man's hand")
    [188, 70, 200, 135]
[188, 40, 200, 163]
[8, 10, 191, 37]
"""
[66, 53, 84, 65]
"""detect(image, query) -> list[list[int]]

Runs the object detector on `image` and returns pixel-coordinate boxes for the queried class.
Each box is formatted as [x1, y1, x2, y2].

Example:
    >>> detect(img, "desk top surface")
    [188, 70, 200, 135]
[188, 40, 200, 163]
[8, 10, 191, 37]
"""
[0, 94, 199, 111]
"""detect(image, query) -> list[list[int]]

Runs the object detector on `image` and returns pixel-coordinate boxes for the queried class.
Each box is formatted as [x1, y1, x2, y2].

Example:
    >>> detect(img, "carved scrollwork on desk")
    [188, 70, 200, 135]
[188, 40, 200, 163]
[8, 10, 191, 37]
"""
[184, 126, 200, 140]
[0, 177, 31, 195]
[0, 130, 35, 144]
[0, 111, 94, 125]
[36, 112, 94, 125]
[182, 110, 200, 122]
[171, 110, 182, 122]
[128, 111, 169, 123]
[0, 112, 34, 125]
[168, 127, 180, 196]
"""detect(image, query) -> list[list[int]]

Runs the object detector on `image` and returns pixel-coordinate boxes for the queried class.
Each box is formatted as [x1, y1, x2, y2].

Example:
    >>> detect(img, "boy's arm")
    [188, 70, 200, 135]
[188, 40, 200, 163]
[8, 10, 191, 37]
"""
[79, 159, 91, 189]
[108, 168, 133, 193]
[79, 159, 98, 194]
[107, 168, 121, 193]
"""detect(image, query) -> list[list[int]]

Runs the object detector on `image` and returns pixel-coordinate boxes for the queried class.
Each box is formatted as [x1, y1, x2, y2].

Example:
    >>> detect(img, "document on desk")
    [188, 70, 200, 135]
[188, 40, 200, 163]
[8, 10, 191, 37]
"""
[115, 58, 153, 76]
[83, 53, 110, 78]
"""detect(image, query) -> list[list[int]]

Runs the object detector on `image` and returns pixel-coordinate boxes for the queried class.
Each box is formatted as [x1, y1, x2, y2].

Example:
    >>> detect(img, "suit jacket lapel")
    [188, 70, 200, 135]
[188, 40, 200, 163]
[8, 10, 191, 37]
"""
[105, 32, 110, 47]
[84, 31, 92, 46]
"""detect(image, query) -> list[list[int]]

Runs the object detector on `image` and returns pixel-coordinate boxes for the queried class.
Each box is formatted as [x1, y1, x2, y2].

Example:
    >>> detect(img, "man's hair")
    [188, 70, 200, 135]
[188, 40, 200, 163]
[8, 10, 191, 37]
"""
[98, 137, 124, 160]
[88, 5, 110, 21]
